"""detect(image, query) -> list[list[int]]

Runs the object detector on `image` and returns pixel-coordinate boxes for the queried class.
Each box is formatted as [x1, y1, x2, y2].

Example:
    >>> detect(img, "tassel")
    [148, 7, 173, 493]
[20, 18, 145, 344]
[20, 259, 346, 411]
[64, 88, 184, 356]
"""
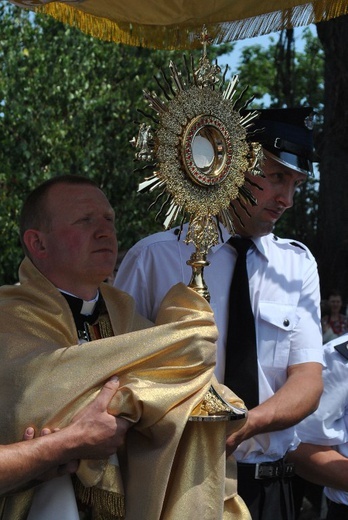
[36, 1, 348, 50]
[73, 477, 125, 520]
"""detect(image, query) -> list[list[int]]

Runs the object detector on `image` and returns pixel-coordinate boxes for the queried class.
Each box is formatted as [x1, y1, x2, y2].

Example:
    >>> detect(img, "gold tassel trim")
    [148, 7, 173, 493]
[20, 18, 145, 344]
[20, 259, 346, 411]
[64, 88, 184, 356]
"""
[73, 477, 125, 520]
[35, 1, 348, 50]
[87, 302, 115, 341]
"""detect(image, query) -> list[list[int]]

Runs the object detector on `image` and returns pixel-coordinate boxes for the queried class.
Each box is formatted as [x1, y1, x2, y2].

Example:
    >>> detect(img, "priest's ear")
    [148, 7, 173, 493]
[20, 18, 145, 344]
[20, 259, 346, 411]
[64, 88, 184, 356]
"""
[23, 229, 48, 259]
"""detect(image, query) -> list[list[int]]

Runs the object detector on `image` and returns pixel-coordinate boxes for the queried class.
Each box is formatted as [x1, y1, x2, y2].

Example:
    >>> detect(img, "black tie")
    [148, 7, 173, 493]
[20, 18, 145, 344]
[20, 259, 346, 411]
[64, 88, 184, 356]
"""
[224, 237, 259, 410]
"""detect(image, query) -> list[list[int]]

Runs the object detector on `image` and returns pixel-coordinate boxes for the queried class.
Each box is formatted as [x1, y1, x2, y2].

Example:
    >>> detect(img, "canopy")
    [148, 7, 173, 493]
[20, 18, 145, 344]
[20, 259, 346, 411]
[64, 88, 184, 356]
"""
[10, 1, 348, 49]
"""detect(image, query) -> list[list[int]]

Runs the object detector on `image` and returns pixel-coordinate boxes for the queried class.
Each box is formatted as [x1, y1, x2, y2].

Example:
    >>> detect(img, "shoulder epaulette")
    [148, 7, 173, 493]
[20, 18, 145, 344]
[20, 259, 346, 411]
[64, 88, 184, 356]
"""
[334, 340, 348, 361]
[289, 241, 306, 251]
[272, 235, 306, 251]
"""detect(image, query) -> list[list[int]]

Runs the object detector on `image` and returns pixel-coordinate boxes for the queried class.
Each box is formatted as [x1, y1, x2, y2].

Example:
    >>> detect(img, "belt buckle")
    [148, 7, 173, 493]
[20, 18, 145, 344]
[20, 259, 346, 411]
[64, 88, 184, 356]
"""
[254, 461, 295, 480]
[255, 463, 274, 479]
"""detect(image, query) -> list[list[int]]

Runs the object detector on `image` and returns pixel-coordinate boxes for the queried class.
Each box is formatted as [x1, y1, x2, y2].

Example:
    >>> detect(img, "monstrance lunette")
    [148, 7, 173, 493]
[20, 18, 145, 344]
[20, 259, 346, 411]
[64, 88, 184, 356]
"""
[131, 27, 263, 420]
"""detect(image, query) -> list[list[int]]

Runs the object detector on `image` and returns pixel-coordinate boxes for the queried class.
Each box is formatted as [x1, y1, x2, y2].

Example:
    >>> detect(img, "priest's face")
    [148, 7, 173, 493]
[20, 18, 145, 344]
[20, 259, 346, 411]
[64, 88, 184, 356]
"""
[36, 182, 118, 299]
[230, 152, 306, 238]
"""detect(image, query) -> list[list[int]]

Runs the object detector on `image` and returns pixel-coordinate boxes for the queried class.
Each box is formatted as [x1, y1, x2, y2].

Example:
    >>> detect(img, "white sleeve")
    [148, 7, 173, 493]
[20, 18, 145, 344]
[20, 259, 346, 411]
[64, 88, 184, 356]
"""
[296, 344, 348, 446]
[114, 243, 157, 322]
[114, 235, 191, 322]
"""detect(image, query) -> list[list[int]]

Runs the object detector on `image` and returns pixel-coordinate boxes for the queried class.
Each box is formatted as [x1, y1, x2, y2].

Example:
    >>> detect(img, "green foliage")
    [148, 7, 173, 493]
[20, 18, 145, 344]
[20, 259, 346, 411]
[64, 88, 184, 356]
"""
[0, 4, 323, 283]
[233, 28, 324, 110]
[0, 4, 232, 284]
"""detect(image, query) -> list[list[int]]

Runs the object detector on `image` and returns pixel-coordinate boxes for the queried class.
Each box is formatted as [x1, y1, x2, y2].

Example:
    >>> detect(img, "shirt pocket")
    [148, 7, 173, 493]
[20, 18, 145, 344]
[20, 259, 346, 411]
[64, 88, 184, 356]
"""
[259, 301, 298, 369]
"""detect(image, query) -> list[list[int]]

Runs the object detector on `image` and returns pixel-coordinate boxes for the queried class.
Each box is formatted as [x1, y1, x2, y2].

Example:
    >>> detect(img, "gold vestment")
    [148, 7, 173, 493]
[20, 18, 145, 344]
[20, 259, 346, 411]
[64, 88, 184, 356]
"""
[0, 257, 250, 520]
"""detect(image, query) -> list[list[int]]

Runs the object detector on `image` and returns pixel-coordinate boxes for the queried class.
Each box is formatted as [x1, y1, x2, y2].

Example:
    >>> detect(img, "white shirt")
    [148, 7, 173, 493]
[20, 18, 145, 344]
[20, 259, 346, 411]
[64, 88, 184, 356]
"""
[296, 335, 348, 505]
[27, 475, 79, 520]
[115, 223, 323, 462]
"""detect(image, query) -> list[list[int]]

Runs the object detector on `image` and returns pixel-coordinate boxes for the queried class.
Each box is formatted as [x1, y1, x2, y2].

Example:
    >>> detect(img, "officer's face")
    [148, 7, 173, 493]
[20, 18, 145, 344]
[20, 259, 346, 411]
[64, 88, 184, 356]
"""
[230, 153, 306, 238]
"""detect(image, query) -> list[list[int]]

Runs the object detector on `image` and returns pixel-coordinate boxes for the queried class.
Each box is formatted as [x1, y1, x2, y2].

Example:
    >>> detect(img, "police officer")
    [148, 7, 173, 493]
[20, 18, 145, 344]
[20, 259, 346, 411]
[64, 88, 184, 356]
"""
[115, 108, 324, 520]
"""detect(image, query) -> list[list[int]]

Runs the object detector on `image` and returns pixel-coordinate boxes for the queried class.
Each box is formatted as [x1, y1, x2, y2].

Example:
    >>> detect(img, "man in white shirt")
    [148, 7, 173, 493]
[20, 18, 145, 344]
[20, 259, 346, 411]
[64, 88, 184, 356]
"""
[290, 334, 348, 520]
[115, 107, 324, 520]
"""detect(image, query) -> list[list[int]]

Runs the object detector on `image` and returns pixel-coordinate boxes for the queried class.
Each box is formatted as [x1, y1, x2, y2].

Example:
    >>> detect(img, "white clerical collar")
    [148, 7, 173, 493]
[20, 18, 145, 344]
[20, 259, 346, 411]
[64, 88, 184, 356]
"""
[59, 289, 99, 316]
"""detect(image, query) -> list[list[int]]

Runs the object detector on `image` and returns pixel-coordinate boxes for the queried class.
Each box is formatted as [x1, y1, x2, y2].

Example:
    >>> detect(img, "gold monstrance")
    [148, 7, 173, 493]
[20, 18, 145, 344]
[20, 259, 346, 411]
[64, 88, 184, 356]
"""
[132, 28, 263, 420]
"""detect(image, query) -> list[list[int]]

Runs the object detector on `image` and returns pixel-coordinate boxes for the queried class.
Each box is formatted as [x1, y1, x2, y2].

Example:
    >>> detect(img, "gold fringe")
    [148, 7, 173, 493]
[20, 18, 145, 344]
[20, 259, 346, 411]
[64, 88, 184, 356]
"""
[98, 315, 115, 339]
[87, 302, 114, 341]
[73, 477, 125, 520]
[35, 1, 348, 50]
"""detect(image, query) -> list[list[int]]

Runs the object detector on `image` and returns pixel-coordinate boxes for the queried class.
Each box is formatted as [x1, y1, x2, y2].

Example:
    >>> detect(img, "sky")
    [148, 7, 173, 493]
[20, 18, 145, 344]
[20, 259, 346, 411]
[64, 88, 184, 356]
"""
[218, 25, 315, 77]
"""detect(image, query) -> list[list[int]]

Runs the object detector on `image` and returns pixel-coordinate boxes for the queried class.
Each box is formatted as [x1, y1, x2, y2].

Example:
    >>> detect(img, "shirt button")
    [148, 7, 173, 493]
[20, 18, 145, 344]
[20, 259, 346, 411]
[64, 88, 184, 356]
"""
[283, 319, 290, 327]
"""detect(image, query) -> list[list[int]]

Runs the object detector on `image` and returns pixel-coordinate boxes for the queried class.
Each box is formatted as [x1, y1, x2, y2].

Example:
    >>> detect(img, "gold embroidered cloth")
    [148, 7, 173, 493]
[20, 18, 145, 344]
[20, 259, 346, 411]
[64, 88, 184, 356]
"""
[8, 0, 348, 49]
[0, 257, 250, 520]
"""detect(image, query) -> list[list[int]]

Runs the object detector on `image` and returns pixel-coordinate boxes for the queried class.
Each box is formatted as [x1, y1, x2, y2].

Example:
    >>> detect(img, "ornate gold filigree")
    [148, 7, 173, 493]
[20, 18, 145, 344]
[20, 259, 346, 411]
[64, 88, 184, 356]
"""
[132, 27, 262, 257]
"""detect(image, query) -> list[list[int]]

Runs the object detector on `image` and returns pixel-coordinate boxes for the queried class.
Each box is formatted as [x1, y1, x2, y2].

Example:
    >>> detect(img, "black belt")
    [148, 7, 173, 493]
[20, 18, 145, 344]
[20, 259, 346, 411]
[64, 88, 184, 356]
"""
[327, 499, 348, 517]
[237, 458, 295, 480]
